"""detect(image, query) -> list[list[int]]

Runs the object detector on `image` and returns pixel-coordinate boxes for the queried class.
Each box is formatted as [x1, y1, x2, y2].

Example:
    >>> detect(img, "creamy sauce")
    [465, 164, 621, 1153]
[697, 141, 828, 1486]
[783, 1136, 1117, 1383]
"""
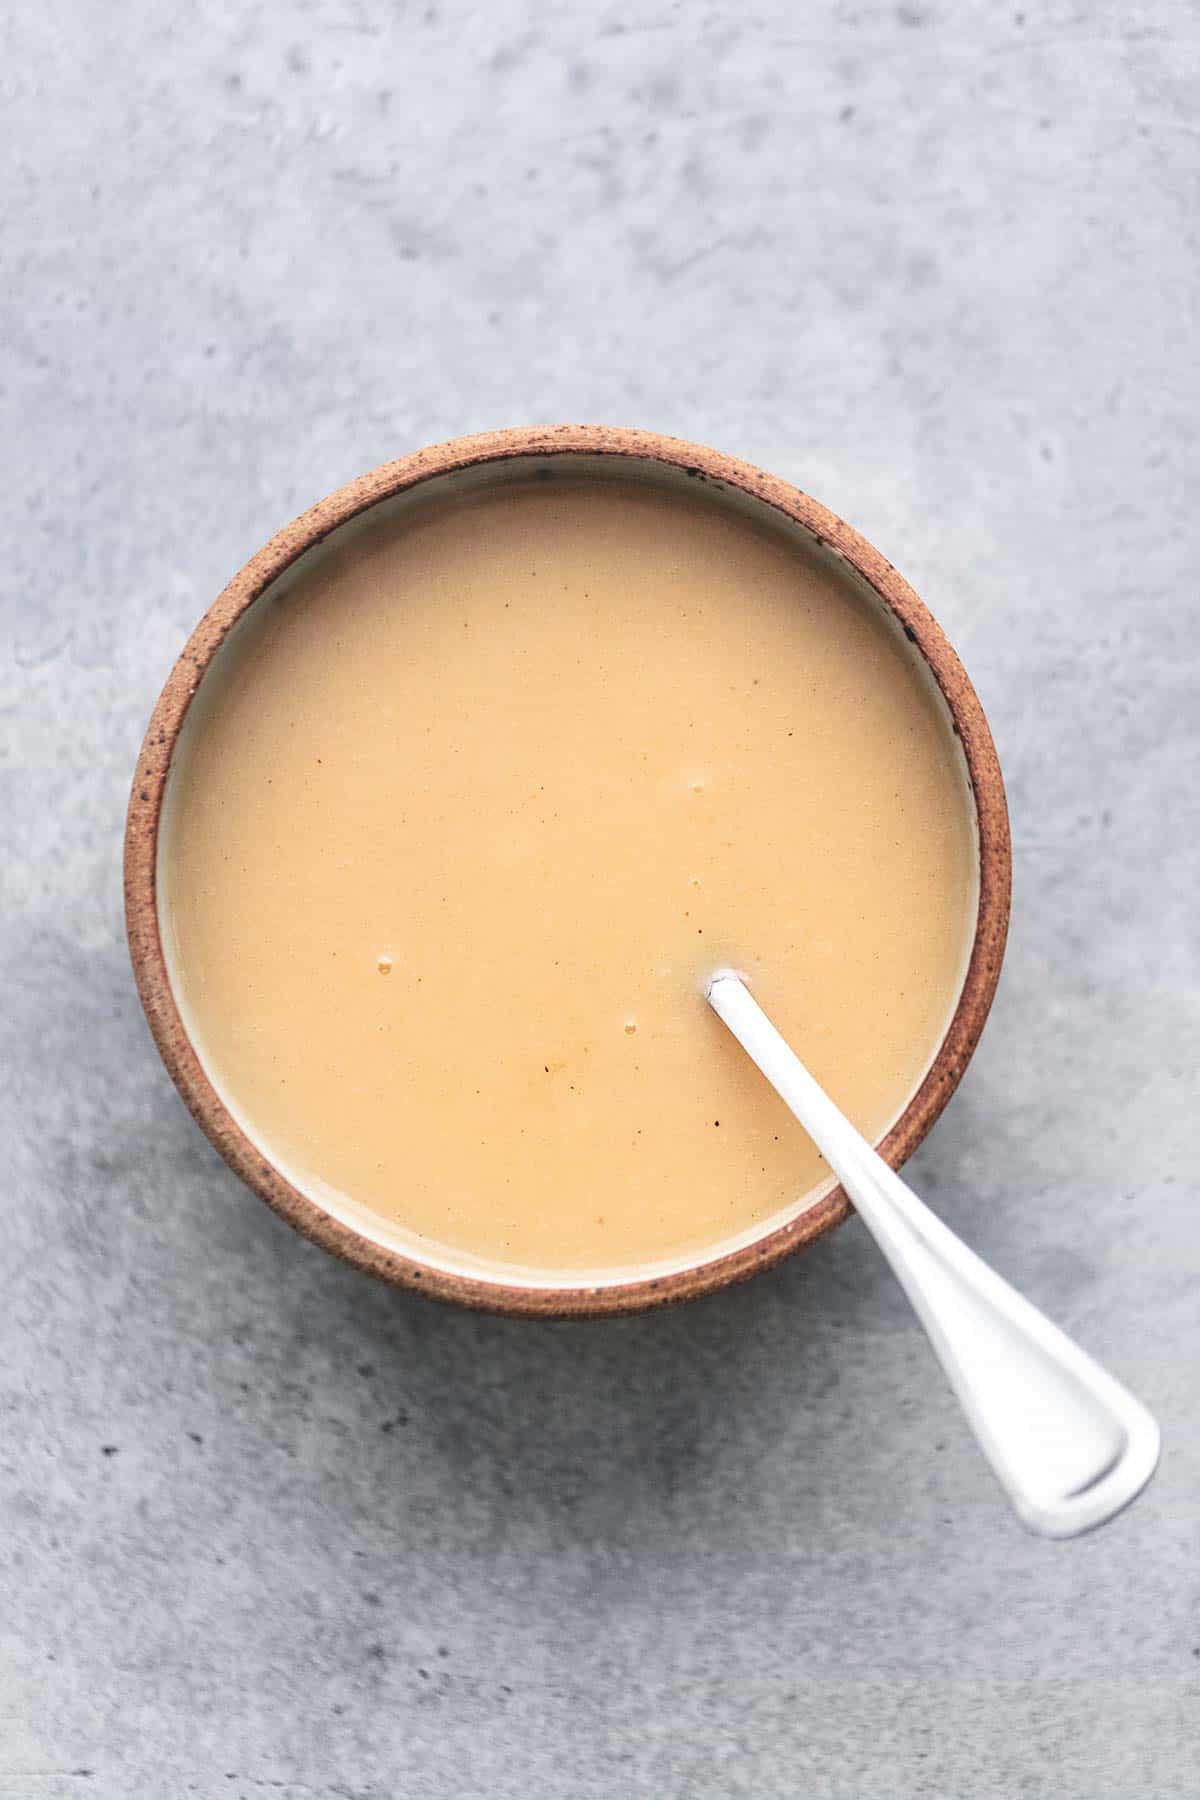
[160, 471, 977, 1280]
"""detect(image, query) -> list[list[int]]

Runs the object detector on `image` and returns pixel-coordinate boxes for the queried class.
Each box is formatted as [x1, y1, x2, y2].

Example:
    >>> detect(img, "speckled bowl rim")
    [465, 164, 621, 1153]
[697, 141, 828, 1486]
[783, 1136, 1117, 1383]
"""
[125, 424, 1011, 1318]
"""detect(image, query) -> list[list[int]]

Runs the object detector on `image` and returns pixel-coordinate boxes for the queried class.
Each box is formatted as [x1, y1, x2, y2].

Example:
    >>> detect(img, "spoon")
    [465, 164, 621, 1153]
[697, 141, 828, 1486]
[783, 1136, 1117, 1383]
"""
[706, 971, 1159, 1537]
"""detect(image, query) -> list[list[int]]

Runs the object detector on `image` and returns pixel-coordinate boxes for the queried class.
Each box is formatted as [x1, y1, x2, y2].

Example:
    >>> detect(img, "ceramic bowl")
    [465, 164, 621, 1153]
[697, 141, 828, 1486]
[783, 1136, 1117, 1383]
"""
[125, 425, 1010, 1316]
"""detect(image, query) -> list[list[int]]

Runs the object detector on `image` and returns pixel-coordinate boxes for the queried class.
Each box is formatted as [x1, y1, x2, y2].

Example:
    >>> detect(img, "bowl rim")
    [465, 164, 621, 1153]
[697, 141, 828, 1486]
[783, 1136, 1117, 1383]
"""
[124, 423, 1011, 1318]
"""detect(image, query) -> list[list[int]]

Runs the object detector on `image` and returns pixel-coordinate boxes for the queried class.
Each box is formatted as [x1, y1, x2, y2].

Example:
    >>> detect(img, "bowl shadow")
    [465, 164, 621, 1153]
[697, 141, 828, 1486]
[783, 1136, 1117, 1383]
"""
[264, 1180, 932, 1562]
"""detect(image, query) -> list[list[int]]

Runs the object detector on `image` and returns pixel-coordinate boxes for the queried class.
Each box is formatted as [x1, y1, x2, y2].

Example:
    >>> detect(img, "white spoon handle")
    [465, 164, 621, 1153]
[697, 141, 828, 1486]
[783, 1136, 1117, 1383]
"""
[707, 972, 1159, 1537]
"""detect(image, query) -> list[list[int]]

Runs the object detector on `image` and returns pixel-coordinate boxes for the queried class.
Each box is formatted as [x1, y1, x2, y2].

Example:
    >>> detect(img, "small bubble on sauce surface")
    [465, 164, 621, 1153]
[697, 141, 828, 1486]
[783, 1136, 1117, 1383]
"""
[376, 955, 393, 975]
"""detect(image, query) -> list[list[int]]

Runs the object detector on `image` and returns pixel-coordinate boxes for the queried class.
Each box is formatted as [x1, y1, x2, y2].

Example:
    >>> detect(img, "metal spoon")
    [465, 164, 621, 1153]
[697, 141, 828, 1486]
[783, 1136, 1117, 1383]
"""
[707, 970, 1159, 1537]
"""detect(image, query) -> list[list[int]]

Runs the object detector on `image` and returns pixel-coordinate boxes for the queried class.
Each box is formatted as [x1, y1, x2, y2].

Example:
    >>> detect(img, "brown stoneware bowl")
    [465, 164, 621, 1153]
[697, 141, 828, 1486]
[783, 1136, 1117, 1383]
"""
[125, 425, 1011, 1317]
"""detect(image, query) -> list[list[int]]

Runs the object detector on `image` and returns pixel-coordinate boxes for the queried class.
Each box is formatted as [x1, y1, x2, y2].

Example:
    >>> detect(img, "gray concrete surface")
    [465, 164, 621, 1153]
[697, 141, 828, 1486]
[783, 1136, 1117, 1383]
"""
[3, 3, 1199, 1795]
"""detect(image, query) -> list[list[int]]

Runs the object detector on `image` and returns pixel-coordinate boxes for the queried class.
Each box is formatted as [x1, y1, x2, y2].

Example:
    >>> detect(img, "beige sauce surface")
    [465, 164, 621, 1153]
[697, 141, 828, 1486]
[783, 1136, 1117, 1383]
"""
[161, 473, 977, 1279]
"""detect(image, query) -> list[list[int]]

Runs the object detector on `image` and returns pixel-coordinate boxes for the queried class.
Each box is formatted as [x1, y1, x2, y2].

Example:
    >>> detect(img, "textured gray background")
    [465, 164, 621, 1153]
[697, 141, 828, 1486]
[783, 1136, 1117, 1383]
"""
[2, 3, 1198, 1795]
